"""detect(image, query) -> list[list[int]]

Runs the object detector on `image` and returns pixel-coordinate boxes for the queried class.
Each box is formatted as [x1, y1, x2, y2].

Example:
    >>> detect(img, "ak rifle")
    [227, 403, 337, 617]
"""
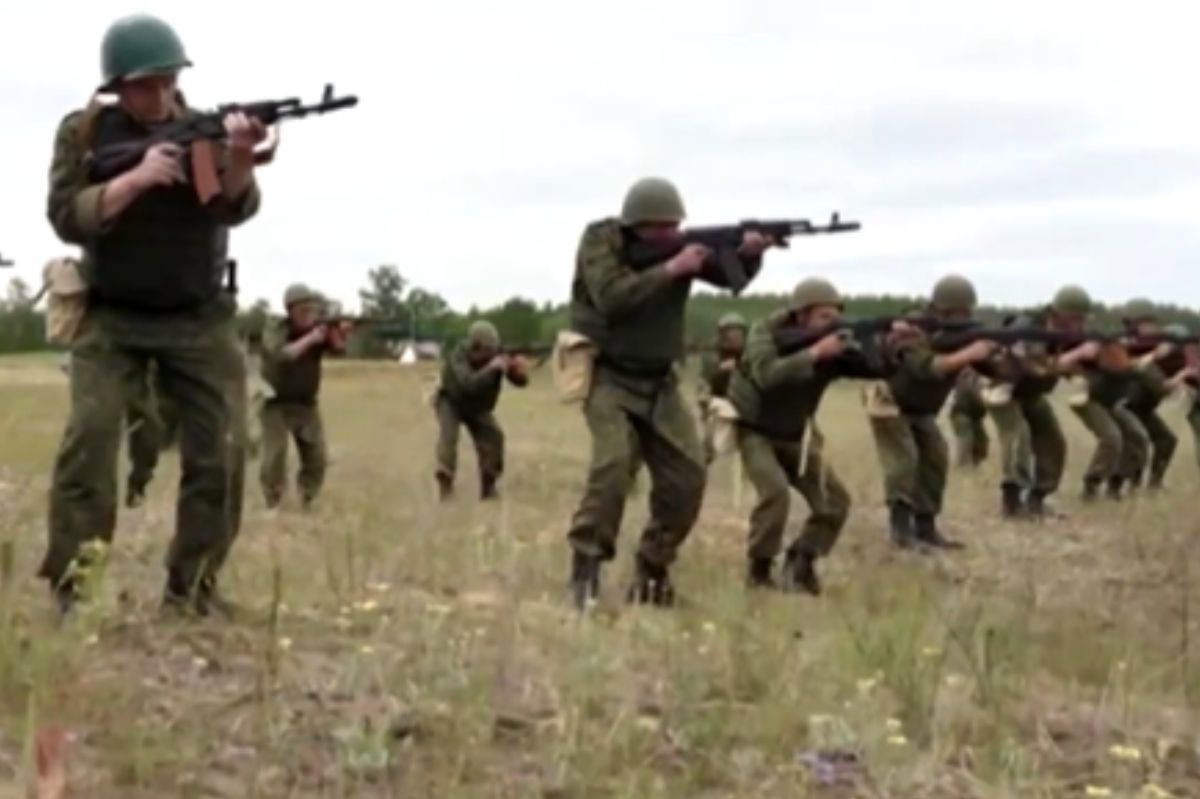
[86, 83, 359, 183]
[625, 213, 861, 295]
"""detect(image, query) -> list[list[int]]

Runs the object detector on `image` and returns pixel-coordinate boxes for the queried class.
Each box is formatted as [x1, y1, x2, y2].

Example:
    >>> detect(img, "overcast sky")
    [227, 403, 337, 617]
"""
[2, 1, 1198, 314]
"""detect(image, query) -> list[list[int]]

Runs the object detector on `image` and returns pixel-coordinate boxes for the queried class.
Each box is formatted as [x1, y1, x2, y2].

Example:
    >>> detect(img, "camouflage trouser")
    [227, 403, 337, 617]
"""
[435, 396, 504, 484]
[949, 406, 989, 467]
[869, 413, 948, 515]
[41, 296, 247, 592]
[738, 427, 849, 561]
[988, 394, 1066, 494]
[566, 368, 706, 568]
[1071, 402, 1149, 483]
[1128, 405, 1177, 486]
[125, 389, 178, 495]
[259, 400, 327, 505]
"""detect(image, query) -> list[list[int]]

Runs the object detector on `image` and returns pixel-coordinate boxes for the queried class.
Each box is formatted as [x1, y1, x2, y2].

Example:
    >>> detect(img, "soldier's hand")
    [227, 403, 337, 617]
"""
[1075, 341, 1102, 361]
[738, 231, 772, 256]
[811, 332, 847, 361]
[666, 243, 709, 277]
[1153, 341, 1175, 360]
[131, 142, 185, 189]
[224, 111, 269, 157]
[488, 355, 509, 371]
[964, 340, 1000, 362]
[307, 325, 328, 345]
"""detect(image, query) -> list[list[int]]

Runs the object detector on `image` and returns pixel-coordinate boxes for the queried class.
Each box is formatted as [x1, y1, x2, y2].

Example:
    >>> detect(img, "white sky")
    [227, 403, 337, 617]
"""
[2, 1, 1198, 314]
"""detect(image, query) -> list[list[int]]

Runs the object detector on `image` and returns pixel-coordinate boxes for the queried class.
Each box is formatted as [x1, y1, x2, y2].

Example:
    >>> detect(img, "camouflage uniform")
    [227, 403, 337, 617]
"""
[259, 304, 340, 509]
[1120, 311, 1192, 489]
[696, 313, 747, 463]
[947, 368, 989, 467]
[566, 177, 764, 607]
[434, 321, 526, 499]
[1071, 367, 1148, 498]
[40, 14, 257, 615]
[124, 362, 178, 506]
[727, 280, 884, 594]
[985, 312, 1067, 517]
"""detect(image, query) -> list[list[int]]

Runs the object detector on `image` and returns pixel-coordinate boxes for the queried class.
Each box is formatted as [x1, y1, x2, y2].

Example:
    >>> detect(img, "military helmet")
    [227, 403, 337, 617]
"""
[717, 312, 748, 330]
[283, 283, 319, 308]
[930, 274, 977, 313]
[467, 320, 500, 348]
[1121, 298, 1158, 322]
[1051, 285, 1091, 316]
[619, 177, 686, 225]
[100, 14, 191, 91]
[789, 277, 842, 311]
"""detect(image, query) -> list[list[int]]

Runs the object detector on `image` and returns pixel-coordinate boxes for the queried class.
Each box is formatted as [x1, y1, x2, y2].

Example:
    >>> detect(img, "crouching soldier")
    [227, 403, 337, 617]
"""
[697, 312, 748, 463]
[947, 368, 990, 468]
[728, 278, 886, 594]
[259, 284, 346, 509]
[434, 320, 528, 500]
[1120, 303, 1190, 490]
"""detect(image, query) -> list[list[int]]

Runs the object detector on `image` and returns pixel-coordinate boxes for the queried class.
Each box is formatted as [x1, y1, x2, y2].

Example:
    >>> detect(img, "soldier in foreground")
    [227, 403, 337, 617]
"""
[727, 279, 885, 594]
[696, 312, 748, 464]
[1056, 287, 1149, 500]
[433, 320, 529, 500]
[984, 292, 1073, 518]
[259, 285, 348, 509]
[947, 369, 990, 468]
[565, 177, 773, 608]
[866, 275, 999, 550]
[41, 13, 263, 615]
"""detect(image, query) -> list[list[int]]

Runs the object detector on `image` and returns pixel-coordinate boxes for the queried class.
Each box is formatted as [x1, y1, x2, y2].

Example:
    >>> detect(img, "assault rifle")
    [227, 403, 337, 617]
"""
[625, 213, 861, 295]
[316, 316, 410, 338]
[86, 83, 359, 183]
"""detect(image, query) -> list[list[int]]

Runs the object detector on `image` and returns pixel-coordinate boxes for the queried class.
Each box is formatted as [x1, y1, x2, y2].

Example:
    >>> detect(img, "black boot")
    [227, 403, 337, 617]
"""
[163, 572, 239, 620]
[914, 513, 964, 550]
[627, 555, 675, 607]
[1082, 478, 1100, 501]
[1025, 489, 1047, 519]
[746, 557, 775, 589]
[782, 549, 821, 596]
[569, 552, 601, 610]
[480, 474, 499, 501]
[1127, 471, 1143, 492]
[436, 473, 453, 501]
[1106, 476, 1124, 500]
[1001, 483, 1025, 518]
[889, 503, 918, 550]
[125, 484, 146, 509]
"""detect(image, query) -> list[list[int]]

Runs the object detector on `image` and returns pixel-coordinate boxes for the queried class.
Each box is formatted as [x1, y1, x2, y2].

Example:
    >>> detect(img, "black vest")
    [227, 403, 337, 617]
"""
[85, 107, 227, 311]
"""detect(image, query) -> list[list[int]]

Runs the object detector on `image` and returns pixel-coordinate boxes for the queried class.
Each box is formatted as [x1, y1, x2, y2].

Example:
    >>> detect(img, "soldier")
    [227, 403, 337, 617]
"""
[984, 294, 1072, 518]
[697, 312, 748, 463]
[1121, 305, 1192, 490]
[867, 275, 999, 550]
[727, 278, 886, 594]
[565, 177, 773, 607]
[124, 362, 178, 508]
[259, 285, 347, 509]
[947, 368, 990, 468]
[433, 320, 528, 500]
[1056, 287, 1149, 500]
[41, 13, 263, 615]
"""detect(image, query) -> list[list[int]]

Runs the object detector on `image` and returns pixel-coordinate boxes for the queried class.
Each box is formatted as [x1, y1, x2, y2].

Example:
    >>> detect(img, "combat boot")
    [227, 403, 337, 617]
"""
[888, 503, 919, 550]
[1106, 476, 1124, 500]
[1001, 483, 1025, 519]
[1128, 471, 1144, 493]
[627, 554, 675, 607]
[782, 549, 821, 596]
[914, 513, 964, 550]
[746, 557, 775, 589]
[1082, 478, 1101, 501]
[480, 474, 499, 501]
[1025, 489, 1049, 519]
[125, 484, 146, 509]
[163, 571, 240, 620]
[436, 473, 453, 501]
[568, 552, 601, 610]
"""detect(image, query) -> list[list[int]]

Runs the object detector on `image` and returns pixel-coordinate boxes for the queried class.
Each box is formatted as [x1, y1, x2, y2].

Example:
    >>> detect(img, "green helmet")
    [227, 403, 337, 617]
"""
[1051, 285, 1091, 316]
[717, 312, 747, 331]
[789, 277, 842, 311]
[1121, 298, 1158, 322]
[619, 177, 686, 225]
[467, 320, 500, 348]
[930, 274, 977, 313]
[283, 283, 319, 308]
[100, 14, 191, 91]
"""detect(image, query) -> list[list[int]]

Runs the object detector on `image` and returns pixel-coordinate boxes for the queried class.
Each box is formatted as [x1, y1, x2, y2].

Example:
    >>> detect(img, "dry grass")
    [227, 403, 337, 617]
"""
[1, 353, 1199, 798]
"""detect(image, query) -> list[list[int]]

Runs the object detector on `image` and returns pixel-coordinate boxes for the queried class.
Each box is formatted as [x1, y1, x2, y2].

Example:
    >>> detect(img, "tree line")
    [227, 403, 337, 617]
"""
[1, 266, 1198, 357]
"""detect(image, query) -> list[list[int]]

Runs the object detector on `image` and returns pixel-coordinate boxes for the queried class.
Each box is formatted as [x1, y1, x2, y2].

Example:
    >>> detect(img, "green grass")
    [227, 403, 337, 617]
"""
[1, 355, 1198, 797]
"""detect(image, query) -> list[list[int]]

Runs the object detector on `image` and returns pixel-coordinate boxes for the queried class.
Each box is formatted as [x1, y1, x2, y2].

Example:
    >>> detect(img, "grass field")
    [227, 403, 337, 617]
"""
[1, 353, 1199, 798]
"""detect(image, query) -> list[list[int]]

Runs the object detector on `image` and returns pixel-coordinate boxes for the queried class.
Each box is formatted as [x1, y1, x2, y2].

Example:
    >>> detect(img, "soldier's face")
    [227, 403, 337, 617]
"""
[118, 73, 178, 124]
[1051, 313, 1085, 333]
[1131, 320, 1160, 337]
[718, 328, 745, 351]
[468, 344, 495, 366]
[633, 222, 682, 243]
[290, 302, 320, 330]
[804, 305, 841, 329]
